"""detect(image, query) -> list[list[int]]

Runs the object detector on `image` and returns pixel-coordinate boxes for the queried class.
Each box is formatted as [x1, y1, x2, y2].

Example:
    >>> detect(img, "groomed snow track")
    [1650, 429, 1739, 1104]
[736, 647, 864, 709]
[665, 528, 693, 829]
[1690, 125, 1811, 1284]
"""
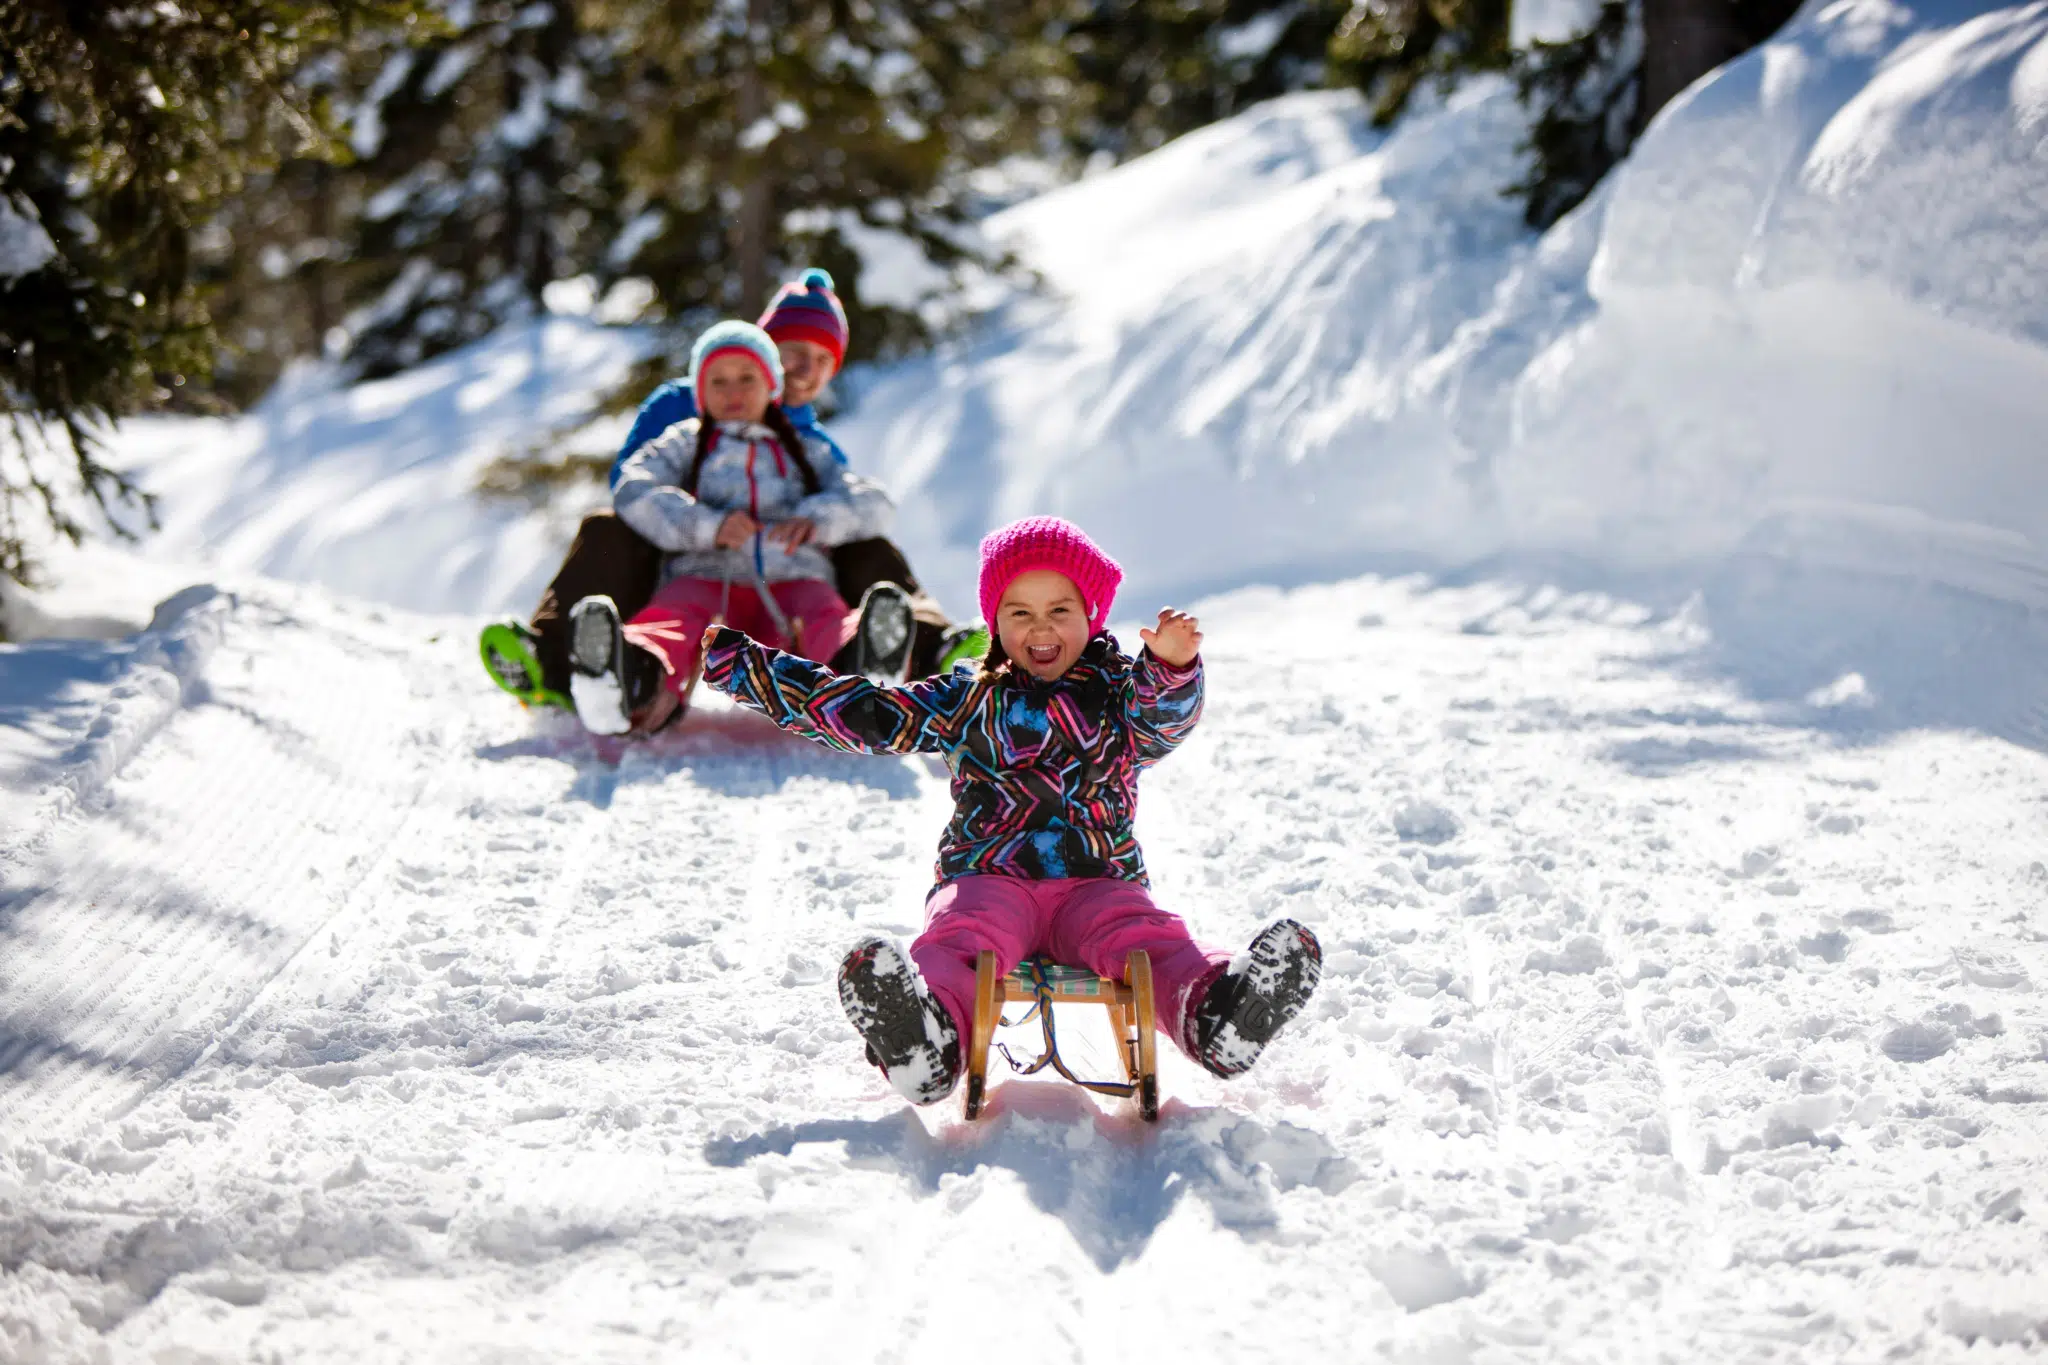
[3, 571, 2045, 1362]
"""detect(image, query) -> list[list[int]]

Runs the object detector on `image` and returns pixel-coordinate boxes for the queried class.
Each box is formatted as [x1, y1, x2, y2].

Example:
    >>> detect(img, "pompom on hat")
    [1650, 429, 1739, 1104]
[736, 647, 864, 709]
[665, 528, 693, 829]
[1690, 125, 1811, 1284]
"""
[758, 267, 849, 367]
[978, 516, 1123, 636]
[690, 320, 784, 403]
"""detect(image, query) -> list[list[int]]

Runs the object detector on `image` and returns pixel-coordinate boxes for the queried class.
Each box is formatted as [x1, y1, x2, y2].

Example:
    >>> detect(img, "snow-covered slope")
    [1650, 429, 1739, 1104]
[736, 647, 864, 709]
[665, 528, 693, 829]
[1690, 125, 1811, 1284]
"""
[4, 576, 2045, 1361]
[838, 0, 2048, 610]
[68, 0, 2048, 632]
[100, 318, 644, 619]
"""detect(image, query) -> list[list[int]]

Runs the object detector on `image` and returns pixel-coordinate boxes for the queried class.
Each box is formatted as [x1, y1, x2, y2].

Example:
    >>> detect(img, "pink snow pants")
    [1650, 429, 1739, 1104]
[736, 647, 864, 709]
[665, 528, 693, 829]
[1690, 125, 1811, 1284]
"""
[913, 876, 1230, 1060]
[624, 575, 855, 701]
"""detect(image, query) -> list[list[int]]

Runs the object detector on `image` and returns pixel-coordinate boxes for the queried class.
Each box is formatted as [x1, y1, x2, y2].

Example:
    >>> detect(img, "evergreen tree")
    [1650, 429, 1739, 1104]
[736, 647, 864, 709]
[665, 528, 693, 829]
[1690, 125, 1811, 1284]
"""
[0, 0, 424, 590]
[1513, 0, 1638, 229]
[336, 0, 632, 377]
[1055, 0, 1352, 160]
[593, 0, 1072, 360]
[1328, 0, 1512, 126]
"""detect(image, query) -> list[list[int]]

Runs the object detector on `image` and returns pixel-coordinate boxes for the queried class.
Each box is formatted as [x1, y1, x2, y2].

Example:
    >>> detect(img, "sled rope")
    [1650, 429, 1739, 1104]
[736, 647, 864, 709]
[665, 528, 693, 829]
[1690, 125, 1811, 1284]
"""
[992, 957, 1139, 1098]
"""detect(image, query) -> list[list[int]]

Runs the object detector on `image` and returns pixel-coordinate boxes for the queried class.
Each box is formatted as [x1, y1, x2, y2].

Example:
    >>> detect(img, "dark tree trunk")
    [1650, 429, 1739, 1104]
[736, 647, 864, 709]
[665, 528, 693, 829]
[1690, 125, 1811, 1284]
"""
[307, 161, 334, 344]
[732, 0, 773, 309]
[1639, 0, 1744, 128]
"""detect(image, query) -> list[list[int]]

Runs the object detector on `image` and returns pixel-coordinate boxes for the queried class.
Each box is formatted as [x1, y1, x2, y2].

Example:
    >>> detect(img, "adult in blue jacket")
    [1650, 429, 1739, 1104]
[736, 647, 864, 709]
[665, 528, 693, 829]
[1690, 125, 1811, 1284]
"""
[492, 270, 970, 704]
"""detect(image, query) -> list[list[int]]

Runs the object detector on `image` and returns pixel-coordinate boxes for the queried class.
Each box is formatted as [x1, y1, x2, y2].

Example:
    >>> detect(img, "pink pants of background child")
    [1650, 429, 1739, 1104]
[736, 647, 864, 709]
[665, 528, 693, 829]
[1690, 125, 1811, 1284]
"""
[912, 876, 1230, 1060]
[624, 575, 855, 701]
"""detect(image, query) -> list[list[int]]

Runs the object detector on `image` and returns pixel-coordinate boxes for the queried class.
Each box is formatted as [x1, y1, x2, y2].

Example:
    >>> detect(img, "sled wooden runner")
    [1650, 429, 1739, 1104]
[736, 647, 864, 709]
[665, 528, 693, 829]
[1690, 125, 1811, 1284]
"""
[965, 951, 1159, 1122]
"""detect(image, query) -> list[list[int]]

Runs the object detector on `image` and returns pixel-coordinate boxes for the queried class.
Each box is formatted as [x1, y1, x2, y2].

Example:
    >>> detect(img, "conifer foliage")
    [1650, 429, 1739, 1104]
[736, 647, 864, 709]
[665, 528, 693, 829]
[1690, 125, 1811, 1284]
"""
[591, 0, 1070, 361]
[1329, 0, 1511, 126]
[1057, 1, 1352, 160]
[341, 0, 630, 377]
[0, 0, 424, 587]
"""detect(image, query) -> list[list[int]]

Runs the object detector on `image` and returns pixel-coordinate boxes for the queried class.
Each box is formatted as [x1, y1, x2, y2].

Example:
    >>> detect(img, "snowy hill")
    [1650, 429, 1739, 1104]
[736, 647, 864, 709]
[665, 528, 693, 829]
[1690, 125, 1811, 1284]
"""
[5, 0, 2048, 1359]
[843, 0, 2048, 612]
[74, 0, 2047, 637]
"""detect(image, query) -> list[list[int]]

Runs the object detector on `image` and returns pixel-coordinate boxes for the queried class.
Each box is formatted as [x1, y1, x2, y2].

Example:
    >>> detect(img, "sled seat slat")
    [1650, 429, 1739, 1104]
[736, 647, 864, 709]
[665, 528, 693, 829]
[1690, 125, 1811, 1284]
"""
[1002, 959, 1122, 999]
[965, 952, 1160, 1123]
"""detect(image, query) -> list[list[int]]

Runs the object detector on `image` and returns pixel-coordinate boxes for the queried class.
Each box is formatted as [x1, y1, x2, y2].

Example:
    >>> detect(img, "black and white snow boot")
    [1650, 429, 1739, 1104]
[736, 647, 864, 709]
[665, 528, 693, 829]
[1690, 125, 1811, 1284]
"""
[1188, 919, 1323, 1079]
[852, 582, 915, 684]
[567, 595, 666, 735]
[837, 937, 960, 1104]
[567, 595, 631, 734]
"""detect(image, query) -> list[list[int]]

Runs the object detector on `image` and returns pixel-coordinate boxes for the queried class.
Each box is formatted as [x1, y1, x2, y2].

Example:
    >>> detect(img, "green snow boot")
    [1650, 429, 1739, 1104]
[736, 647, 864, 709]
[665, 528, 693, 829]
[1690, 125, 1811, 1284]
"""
[479, 620, 569, 710]
[934, 623, 989, 675]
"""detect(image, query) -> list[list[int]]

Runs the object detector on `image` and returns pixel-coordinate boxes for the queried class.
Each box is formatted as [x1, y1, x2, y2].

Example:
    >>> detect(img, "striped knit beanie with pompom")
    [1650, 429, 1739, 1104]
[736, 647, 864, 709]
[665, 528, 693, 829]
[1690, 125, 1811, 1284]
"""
[690, 320, 784, 404]
[758, 268, 849, 367]
[978, 516, 1124, 636]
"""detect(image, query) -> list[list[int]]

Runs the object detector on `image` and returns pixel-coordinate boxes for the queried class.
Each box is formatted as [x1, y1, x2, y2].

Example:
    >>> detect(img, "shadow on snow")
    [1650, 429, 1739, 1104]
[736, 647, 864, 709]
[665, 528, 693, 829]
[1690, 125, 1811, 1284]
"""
[703, 1084, 1357, 1272]
[472, 704, 932, 807]
[1185, 541, 2048, 766]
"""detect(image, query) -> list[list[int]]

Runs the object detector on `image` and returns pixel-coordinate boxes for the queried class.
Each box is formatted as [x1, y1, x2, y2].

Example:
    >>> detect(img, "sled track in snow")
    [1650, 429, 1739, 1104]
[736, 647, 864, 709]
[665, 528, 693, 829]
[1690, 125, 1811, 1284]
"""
[2, 573, 2044, 1361]
[0, 591, 454, 1139]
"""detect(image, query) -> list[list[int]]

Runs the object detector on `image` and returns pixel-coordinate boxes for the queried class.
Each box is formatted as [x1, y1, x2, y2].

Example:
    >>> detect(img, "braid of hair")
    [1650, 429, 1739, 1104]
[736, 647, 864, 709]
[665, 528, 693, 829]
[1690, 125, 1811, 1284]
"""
[763, 403, 821, 495]
[683, 416, 717, 497]
[977, 631, 1012, 680]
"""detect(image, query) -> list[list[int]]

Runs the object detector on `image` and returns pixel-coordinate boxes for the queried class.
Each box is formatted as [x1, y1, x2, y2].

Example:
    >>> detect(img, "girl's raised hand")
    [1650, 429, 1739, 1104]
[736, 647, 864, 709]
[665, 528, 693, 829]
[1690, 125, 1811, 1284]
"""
[766, 517, 815, 550]
[714, 511, 761, 549]
[1140, 608, 1202, 666]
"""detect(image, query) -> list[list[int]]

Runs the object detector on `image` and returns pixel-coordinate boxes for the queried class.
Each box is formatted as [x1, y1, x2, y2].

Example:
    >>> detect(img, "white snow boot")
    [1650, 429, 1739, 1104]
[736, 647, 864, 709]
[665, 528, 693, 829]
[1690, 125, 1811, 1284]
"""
[852, 582, 916, 684]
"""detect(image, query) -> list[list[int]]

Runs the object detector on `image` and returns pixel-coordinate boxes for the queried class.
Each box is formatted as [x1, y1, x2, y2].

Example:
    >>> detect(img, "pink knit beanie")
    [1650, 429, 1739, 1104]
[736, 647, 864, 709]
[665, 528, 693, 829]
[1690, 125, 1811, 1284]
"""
[978, 516, 1123, 635]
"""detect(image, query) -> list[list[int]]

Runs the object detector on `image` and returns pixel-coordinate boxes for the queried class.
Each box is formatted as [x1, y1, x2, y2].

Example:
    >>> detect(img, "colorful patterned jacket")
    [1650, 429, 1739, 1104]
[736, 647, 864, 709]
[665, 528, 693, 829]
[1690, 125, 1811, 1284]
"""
[703, 630, 1204, 886]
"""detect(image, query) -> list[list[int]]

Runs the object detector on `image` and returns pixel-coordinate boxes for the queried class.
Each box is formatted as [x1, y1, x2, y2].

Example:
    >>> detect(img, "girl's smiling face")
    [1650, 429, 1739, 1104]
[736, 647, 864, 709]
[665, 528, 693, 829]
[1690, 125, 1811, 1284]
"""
[997, 570, 1091, 680]
[700, 352, 773, 423]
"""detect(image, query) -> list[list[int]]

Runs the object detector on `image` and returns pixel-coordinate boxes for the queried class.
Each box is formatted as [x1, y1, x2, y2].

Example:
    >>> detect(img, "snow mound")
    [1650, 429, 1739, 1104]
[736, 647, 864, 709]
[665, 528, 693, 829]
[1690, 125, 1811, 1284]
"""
[111, 317, 647, 616]
[837, 0, 2048, 611]
[0, 584, 231, 870]
[1492, 0, 2048, 577]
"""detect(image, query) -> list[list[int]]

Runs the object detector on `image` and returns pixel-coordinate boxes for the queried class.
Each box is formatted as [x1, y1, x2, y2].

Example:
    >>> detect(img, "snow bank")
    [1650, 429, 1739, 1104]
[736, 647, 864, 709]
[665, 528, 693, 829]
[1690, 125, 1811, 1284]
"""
[1489, 0, 2048, 587]
[111, 317, 647, 616]
[838, 0, 2048, 611]
[0, 584, 232, 869]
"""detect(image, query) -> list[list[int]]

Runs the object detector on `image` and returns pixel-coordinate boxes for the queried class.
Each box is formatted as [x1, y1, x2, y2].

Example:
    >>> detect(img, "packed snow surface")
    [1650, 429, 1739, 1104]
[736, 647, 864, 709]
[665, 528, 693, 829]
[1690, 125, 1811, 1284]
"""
[3, 569, 2046, 1361]
[5, 0, 2047, 1356]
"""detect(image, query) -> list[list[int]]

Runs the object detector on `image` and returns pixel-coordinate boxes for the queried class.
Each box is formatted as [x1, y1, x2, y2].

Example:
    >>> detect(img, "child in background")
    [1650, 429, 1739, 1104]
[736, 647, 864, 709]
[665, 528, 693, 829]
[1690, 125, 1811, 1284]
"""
[566, 320, 893, 734]
[701, 515, 1322, 1102]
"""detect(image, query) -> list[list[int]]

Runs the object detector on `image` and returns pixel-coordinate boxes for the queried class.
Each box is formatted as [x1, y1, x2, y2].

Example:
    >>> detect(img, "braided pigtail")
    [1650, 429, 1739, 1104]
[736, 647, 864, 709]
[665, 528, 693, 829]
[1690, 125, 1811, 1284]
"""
[683, 417, 717, 497]
[977, 631, 1012, 681]
[763, 403, 822, 495]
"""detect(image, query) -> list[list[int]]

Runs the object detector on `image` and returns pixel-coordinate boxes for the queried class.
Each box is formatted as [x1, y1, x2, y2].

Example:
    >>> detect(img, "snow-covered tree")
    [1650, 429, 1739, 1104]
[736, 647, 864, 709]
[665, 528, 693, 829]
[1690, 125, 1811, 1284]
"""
[594, 0, 1071, 359]
[1057, 1, 1353, 160]
[0, 0, 425, 592]
[335, 0, 632, 377]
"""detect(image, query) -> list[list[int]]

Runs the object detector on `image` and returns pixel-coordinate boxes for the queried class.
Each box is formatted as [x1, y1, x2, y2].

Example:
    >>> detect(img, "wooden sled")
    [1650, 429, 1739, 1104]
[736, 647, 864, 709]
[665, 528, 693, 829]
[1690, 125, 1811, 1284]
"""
[965, 951, 1159, 1122]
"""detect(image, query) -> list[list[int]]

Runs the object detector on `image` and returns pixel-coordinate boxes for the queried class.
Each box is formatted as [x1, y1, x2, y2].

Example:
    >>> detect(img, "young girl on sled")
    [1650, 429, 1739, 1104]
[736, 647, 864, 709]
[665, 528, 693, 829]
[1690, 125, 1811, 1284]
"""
[701, 515, 1322, 1102]
[565, 319, 898, 735]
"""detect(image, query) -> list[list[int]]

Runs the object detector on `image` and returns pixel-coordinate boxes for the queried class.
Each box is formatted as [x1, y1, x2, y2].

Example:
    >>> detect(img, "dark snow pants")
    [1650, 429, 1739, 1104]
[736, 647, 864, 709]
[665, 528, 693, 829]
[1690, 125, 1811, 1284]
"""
[525, 511, 954, 696]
